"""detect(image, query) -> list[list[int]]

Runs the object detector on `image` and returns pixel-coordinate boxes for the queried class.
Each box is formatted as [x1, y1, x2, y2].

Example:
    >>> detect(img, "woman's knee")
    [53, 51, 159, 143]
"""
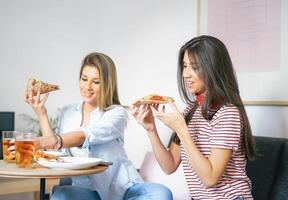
[125, 182, 173, 200]
[51, 186, 72, 200]
[152, 183, 173, 200]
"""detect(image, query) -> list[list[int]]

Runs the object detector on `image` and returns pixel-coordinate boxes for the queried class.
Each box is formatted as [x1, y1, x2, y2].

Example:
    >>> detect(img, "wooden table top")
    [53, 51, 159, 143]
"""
[0, 160, 108, 179]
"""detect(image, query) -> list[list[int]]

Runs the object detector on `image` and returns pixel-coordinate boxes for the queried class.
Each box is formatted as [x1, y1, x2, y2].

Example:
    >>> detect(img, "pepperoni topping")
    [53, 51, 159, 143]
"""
[150, 95, 164, 101]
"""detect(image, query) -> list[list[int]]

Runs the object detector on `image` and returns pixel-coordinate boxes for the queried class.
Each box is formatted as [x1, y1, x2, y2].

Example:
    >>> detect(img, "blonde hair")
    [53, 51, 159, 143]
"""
[80, 52, 121, 111]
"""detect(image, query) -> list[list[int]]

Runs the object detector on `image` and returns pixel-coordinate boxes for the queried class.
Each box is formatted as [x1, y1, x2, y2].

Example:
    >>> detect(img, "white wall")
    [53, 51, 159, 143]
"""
[0, 0, 196, 167]
[244, 0, 288, 139]
[200, 0, 288, 140]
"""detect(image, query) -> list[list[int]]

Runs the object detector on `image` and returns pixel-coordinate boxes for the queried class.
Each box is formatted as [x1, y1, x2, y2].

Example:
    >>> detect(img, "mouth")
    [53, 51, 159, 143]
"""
[185, 81, 194, 87]
[82, 92, 94, 97]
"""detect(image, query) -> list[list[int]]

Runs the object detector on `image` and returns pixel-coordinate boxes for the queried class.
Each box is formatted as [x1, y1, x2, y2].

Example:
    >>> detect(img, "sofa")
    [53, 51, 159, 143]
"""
[246, 136, 288, 200]
[140, 136, 288, 200]
[0, 112, 14, 159]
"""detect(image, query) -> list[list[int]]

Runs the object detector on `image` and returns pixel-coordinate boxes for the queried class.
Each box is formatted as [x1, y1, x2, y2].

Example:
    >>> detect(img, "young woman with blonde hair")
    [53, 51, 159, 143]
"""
[24, 52, 172, 200]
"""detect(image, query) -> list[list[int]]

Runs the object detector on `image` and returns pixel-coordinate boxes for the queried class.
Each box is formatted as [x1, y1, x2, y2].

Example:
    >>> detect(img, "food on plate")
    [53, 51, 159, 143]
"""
[27, 78, 59, 96]
[132, 94, 175, 106]
[34, 150, 63, 162]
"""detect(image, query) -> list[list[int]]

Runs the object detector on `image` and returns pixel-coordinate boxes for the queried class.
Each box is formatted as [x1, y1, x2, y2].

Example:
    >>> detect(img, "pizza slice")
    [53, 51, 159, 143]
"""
[34, 150, 62, 162]
[27, 78, 59, 96]
[133, 94, 175, 106]
[34, 150, 60, 160]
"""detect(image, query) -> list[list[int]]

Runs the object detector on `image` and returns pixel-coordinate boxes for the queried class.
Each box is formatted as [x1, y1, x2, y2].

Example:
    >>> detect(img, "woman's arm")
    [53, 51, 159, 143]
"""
[37, 131, 85, 150]
[151, 103, 234, 188]
[177, 125, 232, 187]
[38, 114, 55, 136]
[149, 130, 181, 174]
[132, 105, 181, 174]
[24, 90, 87, 150]
[24, 89, 54, 136]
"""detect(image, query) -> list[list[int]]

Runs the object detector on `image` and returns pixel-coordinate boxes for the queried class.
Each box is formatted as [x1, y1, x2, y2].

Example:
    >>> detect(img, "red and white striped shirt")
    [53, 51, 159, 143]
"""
[180, 105, 253, 200]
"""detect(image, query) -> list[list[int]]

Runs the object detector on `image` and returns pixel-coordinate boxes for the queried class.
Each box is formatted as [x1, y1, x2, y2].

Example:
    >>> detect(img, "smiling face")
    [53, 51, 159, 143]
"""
[79, 65, 100, 107]
[182, 51, 206, 95]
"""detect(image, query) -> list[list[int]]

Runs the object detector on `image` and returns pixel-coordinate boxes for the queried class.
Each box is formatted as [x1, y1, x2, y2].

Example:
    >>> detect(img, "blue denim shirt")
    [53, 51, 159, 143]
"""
[56, 102, 143, 200]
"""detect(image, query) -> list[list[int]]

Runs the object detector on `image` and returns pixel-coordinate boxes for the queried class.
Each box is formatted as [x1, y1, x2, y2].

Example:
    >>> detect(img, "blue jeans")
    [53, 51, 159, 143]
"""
[123, 182, 173, 200]
[51, 182, 172, 200]
[51, 185, 101, 200]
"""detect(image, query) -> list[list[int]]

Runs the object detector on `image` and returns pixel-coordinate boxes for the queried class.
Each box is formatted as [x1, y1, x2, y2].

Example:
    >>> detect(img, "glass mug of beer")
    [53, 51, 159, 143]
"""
[2, 131, 16, 162]
[14, 132, 37, 168]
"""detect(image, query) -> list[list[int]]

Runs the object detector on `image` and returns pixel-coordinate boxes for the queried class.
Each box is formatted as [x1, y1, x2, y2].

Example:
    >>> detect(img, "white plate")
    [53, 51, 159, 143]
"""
[37, 157, 102, 170]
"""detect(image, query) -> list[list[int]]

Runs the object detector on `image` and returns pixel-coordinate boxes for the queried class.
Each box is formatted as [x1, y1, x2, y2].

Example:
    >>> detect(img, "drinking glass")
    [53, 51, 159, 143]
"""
[14, 132, 37, 168]
[2, 131, 16, 162]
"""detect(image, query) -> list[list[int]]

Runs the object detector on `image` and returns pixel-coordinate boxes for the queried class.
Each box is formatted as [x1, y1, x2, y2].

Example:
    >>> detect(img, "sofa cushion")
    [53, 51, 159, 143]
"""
[246, 136, 286, 200]
[271, 140, 288, 200]
[0, 112, 14, 159]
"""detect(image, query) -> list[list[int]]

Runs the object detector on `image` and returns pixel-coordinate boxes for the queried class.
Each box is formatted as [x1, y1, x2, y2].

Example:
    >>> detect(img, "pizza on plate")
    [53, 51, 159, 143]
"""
[34, 150, 61, 162]
[27, 78, 59, 96]
[133, 94, 175, 106]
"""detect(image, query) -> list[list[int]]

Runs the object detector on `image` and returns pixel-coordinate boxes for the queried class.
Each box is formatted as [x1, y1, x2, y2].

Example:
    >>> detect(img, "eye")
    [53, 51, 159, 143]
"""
[93, 80, 100, 84]
[81, 77, 88, 81]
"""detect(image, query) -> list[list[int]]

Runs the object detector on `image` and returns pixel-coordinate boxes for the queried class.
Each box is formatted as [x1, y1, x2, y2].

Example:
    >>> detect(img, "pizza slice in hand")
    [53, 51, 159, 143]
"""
[27, 78, 59, 96]
[133, 94, 175, 106]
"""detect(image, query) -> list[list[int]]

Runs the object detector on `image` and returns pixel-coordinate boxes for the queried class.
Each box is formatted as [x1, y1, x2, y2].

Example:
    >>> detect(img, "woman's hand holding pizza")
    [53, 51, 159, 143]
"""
[150, 103, 186, 134]
[23, 78, 59, 116]
[131, 94, 180, 134]
[24, 88, 49, 116]
[131, 104, 158, 133]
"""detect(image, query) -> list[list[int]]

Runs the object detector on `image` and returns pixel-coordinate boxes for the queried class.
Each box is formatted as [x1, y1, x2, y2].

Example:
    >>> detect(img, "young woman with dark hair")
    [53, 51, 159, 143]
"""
[132, 35, 256, 200]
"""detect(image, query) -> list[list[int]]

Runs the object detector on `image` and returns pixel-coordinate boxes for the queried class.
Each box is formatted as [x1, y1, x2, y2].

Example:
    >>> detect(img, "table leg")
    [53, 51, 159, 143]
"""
[40, 178, 46, 200]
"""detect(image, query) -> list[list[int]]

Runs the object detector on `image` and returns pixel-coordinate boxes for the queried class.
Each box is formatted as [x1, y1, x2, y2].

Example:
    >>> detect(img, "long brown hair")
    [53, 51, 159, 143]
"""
[173, 35, 255, 160]
[80, 52, 121, 111]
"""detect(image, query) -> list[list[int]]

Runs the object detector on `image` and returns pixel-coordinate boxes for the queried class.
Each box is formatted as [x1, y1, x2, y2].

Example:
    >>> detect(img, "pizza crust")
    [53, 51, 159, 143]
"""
[133, 94, 174, 106]
[27, 78, 59, 96]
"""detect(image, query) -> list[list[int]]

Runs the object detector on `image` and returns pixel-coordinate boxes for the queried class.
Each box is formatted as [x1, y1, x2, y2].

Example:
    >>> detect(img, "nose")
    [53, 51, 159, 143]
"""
[84, 81, 93, 90]
[182, 67, 191, 79]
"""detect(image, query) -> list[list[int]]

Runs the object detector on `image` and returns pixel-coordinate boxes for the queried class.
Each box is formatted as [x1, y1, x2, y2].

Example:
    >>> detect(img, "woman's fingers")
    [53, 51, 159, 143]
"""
[131, 104, 153, 125]
[23, 91, 29, 102]
[150, 105, 161, 118]
[39, 93, 49, 106]
[136, 105, 147, 119]
[23, 87, 49, 107]
[28, 89, 34, 102]
[8, 145, 15, 152]
[131, 106, 140, 117]
[162, 105, 165, 113]
[139, 108, 150, 122]
[36, 88, 41, 102]
[24, 90, 34, 104]
[130, 105, 143, 120]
